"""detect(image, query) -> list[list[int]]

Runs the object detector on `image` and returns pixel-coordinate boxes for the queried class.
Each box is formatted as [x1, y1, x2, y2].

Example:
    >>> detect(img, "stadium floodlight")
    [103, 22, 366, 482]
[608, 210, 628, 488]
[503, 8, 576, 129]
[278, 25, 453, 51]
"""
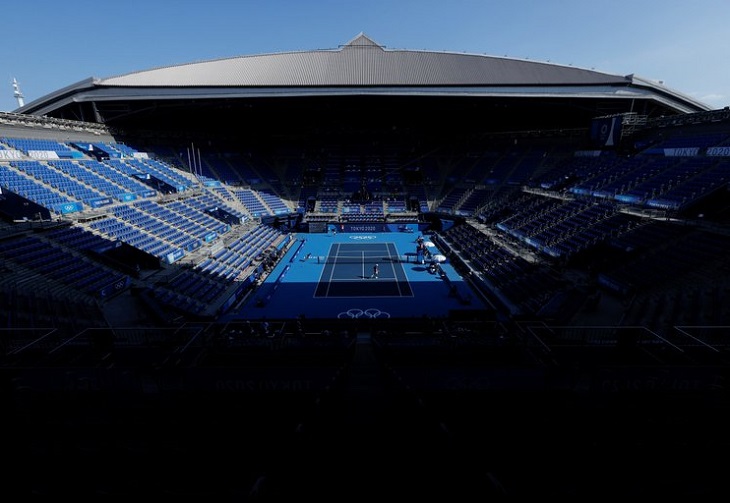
[12, 78, 24, 108]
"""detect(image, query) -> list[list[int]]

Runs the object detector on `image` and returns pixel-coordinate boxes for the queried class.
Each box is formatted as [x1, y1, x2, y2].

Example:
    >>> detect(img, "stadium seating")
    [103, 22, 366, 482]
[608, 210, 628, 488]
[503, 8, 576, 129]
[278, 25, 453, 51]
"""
[3, 108, 730, 499]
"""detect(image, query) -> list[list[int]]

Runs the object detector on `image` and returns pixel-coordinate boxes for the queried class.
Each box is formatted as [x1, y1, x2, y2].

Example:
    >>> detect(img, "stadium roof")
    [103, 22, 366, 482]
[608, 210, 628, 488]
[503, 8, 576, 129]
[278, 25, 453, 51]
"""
[92, 33, 637, 87]
[17, 33, 710, 131]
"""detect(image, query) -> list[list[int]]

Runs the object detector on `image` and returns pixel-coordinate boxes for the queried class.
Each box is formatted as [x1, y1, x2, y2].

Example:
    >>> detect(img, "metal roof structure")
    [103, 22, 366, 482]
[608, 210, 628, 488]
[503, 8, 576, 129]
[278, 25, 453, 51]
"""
[16, 33, 710, 134]
[98, 33, 634, 87]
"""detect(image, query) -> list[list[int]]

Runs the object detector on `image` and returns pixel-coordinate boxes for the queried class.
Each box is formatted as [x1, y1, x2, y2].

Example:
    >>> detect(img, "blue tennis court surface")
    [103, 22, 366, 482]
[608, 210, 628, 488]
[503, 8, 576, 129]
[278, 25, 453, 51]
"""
[314, 242, 413, 297]
[227, 230, 488, 320]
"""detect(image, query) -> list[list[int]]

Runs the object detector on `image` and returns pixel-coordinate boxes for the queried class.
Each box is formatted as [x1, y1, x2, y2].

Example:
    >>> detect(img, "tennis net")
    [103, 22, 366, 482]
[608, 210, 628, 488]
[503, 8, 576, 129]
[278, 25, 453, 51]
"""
[313, 255, 408, 264]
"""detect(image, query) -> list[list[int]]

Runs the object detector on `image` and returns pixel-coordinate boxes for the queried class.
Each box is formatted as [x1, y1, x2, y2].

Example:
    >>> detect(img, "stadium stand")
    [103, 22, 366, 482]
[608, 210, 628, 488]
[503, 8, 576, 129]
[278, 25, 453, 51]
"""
[2, 34, 730, 497]
[2, 107, 729, 499]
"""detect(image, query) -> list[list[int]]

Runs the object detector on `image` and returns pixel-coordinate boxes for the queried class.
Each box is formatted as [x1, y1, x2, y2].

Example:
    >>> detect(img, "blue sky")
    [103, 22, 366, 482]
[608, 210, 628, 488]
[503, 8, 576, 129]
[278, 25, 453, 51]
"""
[3, 0, 729, 113]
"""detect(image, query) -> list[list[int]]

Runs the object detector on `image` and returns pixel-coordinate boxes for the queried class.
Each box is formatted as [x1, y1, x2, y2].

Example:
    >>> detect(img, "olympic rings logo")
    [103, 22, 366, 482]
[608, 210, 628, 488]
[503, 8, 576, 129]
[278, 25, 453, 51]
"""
[349, 235, 377, 240]
[337, 308, 390, 319]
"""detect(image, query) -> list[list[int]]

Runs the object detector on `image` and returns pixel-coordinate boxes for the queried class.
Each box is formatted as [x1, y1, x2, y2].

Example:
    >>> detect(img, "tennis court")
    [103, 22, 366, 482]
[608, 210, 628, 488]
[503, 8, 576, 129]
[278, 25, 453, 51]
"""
[227, 228, 488, 320]
[314, 242, 413, 298]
